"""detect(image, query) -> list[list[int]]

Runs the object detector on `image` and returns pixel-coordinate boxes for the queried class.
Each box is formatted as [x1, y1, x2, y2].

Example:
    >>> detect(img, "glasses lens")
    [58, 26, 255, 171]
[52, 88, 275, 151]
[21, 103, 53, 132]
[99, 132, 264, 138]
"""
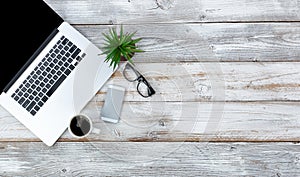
[137, 81, 151, 97]
[123, 66, 139, 81]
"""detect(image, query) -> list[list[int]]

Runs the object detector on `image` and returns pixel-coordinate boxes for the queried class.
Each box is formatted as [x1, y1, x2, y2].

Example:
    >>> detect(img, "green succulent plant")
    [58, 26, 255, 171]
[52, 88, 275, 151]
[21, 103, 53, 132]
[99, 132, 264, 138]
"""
[101, 25, 144, 70]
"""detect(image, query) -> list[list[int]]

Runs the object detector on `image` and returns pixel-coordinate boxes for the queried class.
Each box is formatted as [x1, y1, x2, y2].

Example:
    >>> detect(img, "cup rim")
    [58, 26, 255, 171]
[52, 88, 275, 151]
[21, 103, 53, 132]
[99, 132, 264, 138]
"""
[68, 114, 93, 138]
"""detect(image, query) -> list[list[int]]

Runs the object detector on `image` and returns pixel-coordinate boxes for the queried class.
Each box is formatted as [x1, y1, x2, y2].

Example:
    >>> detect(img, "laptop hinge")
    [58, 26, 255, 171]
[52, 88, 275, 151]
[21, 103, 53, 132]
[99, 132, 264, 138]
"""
[3, 29, 59, 93]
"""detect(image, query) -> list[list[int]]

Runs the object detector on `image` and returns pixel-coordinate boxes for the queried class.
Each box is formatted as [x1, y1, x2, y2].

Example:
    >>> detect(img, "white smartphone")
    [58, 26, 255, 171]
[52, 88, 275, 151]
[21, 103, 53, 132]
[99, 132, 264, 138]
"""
[100, 85, 125, 123]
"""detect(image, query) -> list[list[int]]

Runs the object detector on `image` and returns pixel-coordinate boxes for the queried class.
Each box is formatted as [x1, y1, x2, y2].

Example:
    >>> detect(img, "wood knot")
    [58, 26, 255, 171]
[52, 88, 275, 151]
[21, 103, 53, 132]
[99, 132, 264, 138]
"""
[155, 0, 175, 10]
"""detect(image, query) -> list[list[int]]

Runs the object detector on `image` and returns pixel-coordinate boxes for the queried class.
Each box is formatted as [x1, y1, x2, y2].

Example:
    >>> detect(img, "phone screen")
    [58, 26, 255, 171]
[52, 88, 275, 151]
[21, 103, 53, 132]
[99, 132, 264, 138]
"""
[100, 85, 125, 123]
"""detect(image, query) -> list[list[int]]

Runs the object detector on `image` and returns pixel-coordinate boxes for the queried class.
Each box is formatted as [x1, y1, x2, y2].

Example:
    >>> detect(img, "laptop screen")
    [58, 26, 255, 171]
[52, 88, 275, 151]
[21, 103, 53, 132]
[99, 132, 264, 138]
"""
[1, 0, 63, 92]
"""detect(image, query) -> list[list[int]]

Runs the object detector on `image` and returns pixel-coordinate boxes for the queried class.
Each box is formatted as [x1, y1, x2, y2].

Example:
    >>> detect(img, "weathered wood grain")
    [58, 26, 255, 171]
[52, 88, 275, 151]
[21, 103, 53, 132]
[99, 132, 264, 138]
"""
[74, 23, 300, 62]
[1, 102, 299, 142]
[0, 142, 299, 176]
[92, 62, 300, 102]
[45, 0, 300, 24]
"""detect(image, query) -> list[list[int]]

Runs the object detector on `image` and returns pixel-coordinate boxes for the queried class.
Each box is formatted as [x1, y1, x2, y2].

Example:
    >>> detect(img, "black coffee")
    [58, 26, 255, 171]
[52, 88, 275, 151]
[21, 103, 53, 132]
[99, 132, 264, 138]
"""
[69, 115, 91, 137]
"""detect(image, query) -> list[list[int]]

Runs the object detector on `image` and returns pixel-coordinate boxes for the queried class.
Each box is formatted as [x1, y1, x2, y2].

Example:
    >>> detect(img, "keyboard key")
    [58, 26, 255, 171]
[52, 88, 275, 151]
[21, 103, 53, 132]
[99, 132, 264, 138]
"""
[65, 52, 71, 58]
[40, 66, 45, 71]
[31, 85, 36, 89]
[67, 58, 73, 63]
[17, 92, 23, 97]
[62, 38, 68, 45]
[38, 101, 43, 107]
[69, 45, 77, 53]
[29, 95, 34, 100]
[65, 69, 71, 76]
[76, 56, 82, 61]
[47, 74, 52, 79]
[33, 91, 38, 96]
[34, 105, 40, 112]
[71, 49, 81, 58]
[14, 95, 19, 101]
[67, 41, 73, 47]
[44, 61, 49, 67]
[22, 100, 30, 108]
[29, 79, 34, 84]
[60, 66, 66, 72]
[53, 75, 58, 80]
[46, 74, 66, 97]
[28, 89, 33, 94]
[18, 97, 25, 105]
[42, 96, 48, 103]
[26, 101, 36, 111]
[21, 87, 27, 92]
[42, 88, 47, 93]
[69, 65, 75, 71]
[46, 84, 51, 89]
[30, 110, 37, 116]
[34, 97, 40, 102]
[49, 79, 55, 85]
[62, 57, 67, 62]
[38, 92, 43, 97]
[51, 53, 56, 58]
[24, 93, 29, 98]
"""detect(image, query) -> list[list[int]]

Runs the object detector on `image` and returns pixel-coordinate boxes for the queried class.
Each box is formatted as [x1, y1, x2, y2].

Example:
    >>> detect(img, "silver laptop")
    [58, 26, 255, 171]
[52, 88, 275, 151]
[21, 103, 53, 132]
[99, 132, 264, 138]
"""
[0, 1, 114, 146]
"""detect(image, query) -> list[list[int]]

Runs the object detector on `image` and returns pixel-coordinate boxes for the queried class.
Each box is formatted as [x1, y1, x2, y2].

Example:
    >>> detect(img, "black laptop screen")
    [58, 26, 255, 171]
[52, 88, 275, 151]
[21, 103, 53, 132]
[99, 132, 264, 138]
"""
[0, 0, 63, 92]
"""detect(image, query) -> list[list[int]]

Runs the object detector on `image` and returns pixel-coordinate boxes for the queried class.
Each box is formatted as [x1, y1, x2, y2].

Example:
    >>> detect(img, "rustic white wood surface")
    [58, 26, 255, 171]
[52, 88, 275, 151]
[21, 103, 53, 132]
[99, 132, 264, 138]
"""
[45, 0, 300, 24]
[0, 142, 299, 176]
[74, 23, 300, 62]
[1, 0, 300, 176]
[1, 101, 300, 142]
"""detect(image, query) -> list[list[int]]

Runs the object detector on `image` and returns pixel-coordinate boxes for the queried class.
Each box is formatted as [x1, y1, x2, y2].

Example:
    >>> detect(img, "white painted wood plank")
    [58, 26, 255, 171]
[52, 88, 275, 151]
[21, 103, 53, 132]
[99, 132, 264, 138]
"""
[45, 0, 300, 24]
[94, 62, 300, 102]
[0, 142, 299, 176]
[1, 102, 299, 141]
[75, 23, 300, 62]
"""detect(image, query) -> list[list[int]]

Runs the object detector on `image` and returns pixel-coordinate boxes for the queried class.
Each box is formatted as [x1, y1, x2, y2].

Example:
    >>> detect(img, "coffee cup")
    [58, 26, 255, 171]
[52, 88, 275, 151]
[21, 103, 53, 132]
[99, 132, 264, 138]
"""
[68, 114, 96, 138]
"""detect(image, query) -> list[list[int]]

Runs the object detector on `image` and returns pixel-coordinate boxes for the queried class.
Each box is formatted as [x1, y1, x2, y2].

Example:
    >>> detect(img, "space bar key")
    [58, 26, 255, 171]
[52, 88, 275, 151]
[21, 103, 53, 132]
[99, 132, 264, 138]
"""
[46, 75, 67, 97]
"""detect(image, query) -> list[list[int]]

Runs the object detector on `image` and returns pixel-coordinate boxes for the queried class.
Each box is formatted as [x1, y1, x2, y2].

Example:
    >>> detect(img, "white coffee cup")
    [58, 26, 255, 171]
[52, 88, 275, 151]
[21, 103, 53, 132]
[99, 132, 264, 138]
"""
[68, 114, 94, 138]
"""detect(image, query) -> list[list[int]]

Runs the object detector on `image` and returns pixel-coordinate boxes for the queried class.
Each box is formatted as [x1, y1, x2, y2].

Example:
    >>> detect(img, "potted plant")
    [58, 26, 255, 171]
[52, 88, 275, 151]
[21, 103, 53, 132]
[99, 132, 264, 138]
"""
[100, 25, 144, 70]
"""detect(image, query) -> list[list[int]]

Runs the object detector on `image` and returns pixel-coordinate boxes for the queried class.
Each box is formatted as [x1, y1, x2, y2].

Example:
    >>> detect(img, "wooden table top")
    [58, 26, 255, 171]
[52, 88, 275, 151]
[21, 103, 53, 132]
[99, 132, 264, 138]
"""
[1, 0, 300, 176]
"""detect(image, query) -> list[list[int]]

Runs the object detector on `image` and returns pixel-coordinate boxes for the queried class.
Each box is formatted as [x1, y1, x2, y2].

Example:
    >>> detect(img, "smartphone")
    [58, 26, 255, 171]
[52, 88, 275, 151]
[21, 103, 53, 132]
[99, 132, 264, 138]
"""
[100, 85, 125, 123]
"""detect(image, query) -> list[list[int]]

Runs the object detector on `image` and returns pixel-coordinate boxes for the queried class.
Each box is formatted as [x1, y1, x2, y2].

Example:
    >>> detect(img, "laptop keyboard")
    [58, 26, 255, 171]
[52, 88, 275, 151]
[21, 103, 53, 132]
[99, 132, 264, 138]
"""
[11, 36, 85, 116]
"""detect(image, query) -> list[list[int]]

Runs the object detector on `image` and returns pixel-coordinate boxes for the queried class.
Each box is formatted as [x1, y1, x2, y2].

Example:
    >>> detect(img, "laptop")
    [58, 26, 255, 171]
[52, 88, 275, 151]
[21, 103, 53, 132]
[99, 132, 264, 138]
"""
[0, 1, 114, 146]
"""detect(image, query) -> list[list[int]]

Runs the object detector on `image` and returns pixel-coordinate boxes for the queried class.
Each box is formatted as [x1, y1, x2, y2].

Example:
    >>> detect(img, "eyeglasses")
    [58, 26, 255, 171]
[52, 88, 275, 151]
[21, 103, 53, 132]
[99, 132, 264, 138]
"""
[122, 63, 156, 98]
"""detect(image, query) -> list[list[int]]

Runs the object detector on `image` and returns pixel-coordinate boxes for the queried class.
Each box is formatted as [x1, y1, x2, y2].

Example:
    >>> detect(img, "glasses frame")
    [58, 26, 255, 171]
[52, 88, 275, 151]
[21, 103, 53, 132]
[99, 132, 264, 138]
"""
[122, 63, 156, 98]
